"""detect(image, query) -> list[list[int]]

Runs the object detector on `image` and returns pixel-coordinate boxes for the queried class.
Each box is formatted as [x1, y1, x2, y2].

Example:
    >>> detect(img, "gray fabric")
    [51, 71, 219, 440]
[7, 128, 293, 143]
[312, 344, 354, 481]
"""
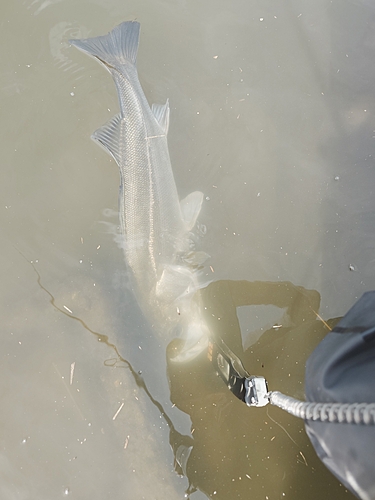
[305, 291, 375, 500]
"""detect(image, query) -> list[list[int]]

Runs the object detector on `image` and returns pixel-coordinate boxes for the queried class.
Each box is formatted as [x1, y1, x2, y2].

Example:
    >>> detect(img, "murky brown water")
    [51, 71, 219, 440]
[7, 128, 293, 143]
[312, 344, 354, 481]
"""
[2, 0, 375, 498]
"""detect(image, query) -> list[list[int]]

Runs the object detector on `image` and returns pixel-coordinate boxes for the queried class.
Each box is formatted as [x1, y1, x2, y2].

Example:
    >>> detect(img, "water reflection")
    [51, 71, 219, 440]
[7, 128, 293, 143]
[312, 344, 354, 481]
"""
[21, 254, 188, 497]
[3, 1, 375, 498]
[25, 249, 354, 499]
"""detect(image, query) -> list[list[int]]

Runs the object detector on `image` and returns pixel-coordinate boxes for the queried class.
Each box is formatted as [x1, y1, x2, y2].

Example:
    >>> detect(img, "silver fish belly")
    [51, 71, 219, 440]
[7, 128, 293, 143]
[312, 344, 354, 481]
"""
[70, 22, 209, 349]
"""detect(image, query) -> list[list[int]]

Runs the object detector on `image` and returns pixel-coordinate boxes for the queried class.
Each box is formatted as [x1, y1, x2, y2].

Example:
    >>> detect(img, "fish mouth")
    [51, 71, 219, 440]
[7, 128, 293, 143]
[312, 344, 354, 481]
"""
[168, 333, 210, 364]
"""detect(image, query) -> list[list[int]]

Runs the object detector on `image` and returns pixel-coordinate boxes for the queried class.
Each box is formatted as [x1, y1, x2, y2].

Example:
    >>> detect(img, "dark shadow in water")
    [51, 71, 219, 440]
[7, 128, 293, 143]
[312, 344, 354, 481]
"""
[167, 280, 353, 499]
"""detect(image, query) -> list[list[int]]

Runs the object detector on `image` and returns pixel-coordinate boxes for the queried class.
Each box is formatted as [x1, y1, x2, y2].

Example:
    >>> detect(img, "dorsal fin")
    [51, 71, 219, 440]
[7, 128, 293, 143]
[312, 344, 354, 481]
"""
[91, 114, 124, 165]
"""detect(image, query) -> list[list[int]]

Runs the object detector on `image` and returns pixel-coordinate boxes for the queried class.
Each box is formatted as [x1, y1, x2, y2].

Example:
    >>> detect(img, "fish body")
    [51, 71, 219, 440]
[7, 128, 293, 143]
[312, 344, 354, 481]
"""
[70, 22, 209, 349]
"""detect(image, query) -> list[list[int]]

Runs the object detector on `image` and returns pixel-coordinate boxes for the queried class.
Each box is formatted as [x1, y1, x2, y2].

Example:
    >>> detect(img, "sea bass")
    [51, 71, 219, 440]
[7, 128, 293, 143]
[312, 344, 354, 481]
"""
[70, 22, 209, 353]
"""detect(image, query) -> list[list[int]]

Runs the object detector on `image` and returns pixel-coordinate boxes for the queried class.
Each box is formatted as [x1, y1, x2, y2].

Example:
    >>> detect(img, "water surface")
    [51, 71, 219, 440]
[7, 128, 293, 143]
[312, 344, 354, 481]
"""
[1, 1, 374, 498]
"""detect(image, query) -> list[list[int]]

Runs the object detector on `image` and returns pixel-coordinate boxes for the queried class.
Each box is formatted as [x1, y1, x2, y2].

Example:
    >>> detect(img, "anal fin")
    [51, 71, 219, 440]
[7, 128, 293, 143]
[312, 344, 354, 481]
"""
[151, 100, 170, 134]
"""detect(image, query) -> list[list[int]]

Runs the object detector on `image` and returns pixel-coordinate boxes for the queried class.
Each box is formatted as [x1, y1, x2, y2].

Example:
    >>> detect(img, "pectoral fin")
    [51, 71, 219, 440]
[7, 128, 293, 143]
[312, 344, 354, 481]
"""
[180, 191, 203, 231]
[155, 265, 197, 302]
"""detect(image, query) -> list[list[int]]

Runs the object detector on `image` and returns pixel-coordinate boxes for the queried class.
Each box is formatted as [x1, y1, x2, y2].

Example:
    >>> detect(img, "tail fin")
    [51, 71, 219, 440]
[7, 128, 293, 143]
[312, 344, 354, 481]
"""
[69, 21, 140, 70]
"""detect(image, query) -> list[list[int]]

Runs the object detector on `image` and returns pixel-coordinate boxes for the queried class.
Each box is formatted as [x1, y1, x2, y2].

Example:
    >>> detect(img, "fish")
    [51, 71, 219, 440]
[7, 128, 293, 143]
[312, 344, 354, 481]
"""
[70, 21, 209, 356]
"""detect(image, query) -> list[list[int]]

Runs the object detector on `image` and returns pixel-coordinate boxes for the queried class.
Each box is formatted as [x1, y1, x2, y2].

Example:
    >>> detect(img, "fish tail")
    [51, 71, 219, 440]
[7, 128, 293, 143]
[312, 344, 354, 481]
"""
[69, 21, 140, 69]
